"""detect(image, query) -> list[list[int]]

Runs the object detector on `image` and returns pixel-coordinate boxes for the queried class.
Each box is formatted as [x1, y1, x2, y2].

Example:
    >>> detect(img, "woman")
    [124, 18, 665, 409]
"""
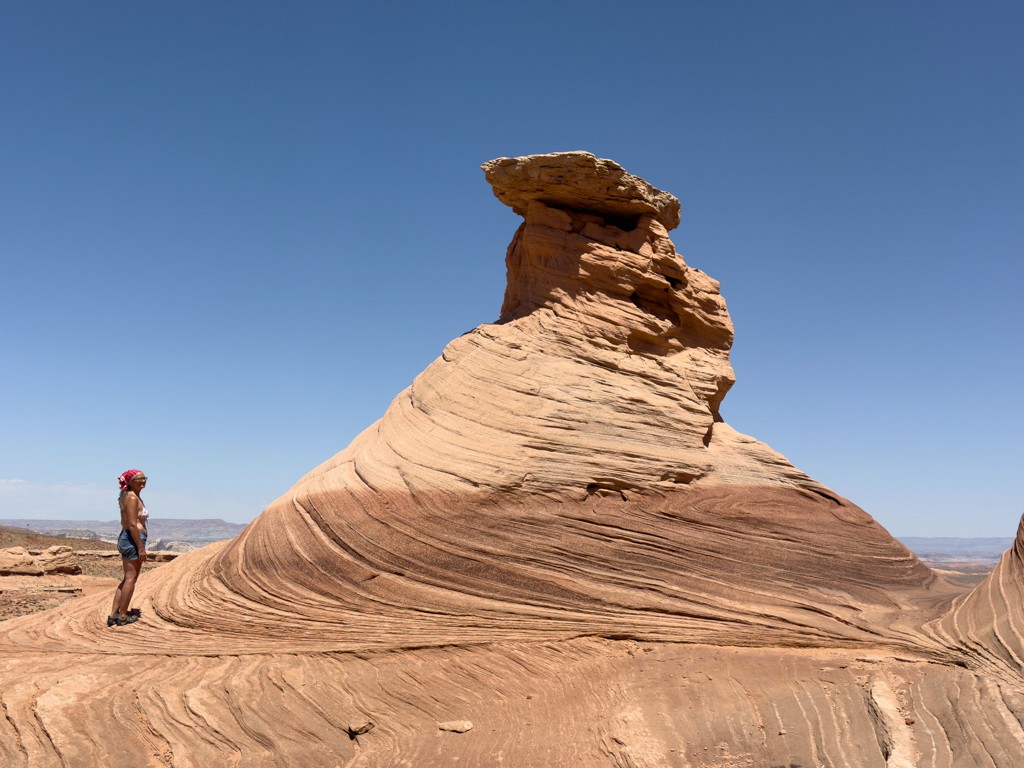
[108, 469, 149, 627]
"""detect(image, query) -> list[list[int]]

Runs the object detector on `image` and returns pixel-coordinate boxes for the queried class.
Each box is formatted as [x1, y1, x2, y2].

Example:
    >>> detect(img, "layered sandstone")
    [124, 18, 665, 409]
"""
[928, 514, 1024, 678]
[0, 546, 80, 576]
[483, 151, 681, 230]
[0, 152, 1020, 767]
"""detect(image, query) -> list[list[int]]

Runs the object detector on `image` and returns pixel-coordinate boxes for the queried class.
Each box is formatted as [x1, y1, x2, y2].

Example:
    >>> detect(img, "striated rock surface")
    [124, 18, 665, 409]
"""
[928, 513, 1024, 678]
[0, 153, 1020, 767]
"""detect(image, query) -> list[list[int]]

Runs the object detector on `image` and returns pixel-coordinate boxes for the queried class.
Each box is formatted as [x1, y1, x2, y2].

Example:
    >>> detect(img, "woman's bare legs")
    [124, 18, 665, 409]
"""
[115, 557, 143, 617]
[110, 558, 128, 617]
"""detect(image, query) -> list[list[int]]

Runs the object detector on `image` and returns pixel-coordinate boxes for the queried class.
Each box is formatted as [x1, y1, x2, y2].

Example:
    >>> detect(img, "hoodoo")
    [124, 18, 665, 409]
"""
[0, 153, 1020, 767]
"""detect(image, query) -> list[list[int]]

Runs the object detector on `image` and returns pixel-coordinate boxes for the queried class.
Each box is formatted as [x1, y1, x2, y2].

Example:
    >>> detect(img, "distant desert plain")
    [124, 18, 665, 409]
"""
[1, 153, 1020, 767]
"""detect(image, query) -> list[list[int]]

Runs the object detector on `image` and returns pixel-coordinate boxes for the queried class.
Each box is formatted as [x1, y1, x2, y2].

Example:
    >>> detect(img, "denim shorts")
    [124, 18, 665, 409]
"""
[117, 529, 147, 561]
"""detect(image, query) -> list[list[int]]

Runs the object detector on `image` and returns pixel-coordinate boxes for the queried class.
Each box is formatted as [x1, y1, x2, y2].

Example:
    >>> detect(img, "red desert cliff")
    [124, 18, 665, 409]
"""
[0, 152, 1020, 767]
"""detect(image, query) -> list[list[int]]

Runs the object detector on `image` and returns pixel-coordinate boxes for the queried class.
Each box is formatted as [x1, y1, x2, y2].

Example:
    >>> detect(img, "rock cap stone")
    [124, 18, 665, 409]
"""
[482, 151, 681, 230]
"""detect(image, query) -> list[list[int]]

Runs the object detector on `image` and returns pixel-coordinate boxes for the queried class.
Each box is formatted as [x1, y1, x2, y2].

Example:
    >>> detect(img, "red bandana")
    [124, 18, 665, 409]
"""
[118, 469, 142, 490]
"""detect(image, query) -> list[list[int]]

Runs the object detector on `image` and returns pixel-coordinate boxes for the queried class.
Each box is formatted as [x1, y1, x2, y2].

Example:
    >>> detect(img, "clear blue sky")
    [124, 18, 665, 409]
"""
[1, 1, 1021, 536]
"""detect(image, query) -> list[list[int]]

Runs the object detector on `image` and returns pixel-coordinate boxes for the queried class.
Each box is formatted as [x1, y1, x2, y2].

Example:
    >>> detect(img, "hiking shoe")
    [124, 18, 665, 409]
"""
[115, 614, 140, 626]
[107, 615, 117, 627]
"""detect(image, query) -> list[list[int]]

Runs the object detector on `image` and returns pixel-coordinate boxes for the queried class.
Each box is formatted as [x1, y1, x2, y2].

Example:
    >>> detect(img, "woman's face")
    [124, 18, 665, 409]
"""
[131, 474, 147, 492]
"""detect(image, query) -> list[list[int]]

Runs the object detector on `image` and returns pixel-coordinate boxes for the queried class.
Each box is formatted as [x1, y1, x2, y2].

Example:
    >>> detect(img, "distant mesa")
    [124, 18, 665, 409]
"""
[0, 153, 1020, 767]
[0, 518, 247, 549]
[32, 529, 105, 542]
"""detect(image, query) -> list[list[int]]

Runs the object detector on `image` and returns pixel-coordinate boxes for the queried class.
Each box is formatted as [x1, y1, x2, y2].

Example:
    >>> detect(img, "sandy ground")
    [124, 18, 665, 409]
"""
[0, 573, 117, 621]
[0, 555, 168, 621]
[1, 524, 173, 620]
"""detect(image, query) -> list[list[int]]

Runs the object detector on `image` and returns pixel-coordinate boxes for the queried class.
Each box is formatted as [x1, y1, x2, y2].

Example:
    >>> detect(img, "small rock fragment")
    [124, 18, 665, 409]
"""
[779, 730, 787, 735]
[438, 720, 473, 733]
[347, 717, 374, 736]
[905, 717, 915, 725]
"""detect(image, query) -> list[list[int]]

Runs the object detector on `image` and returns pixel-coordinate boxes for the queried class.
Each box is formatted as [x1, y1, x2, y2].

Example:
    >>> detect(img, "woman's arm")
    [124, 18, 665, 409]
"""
[123, 493, 147, 563]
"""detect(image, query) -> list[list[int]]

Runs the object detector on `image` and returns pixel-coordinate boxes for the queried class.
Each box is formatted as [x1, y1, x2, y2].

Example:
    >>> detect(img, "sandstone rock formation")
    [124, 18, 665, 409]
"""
[0, 546, 80, 576]
[482, 151, 681, 229]
[0, 547, 40, 576]
[0, 152, 1020, 767]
